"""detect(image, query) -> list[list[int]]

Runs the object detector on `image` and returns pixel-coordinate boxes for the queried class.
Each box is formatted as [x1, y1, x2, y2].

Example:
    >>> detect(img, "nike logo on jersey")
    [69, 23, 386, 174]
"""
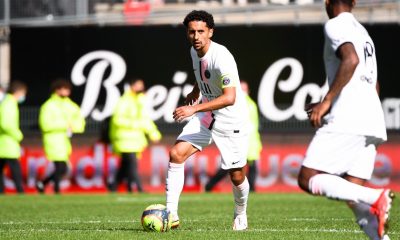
[232, 161, 240, 165]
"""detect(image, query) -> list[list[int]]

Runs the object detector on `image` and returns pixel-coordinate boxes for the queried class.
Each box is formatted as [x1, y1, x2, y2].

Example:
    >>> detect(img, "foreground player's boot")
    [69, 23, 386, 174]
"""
[357, 213, 391, 240]
[170, 213, 180, 229]
[370, 189, 395, 238]
[356, 210, 381, 240]
[233, 213, 247, 231]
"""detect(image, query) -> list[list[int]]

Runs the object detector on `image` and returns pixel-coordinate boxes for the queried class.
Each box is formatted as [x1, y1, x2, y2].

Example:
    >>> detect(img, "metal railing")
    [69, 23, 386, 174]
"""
[0, 0, 399, 27]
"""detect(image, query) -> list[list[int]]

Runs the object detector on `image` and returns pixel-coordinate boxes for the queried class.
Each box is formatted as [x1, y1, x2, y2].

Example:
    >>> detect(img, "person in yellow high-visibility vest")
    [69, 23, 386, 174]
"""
[108, 78, 161, 193]
[205, 80, 262, 192]
[0, 81, 27, 194]
[36, 79, 85, 194]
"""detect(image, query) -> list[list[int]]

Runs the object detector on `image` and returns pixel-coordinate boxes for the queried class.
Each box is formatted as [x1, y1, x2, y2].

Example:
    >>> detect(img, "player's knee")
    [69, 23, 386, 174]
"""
[297, 168, 311, 192]
[169, 147, 185, 164]
[229, 171, 245, 186]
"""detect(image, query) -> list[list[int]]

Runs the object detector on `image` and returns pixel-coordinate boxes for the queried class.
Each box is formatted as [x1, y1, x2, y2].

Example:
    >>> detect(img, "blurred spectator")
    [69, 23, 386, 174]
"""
[205, 80, 262, 192]
[108, 78, 161, 193]
[10, 0, 76, 18]
[0, 81, 27, 194]
[36, 79, 85, 194]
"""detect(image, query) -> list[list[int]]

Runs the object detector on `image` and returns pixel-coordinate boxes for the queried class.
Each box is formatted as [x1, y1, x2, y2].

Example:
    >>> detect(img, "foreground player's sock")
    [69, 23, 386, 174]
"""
[232, 177, 249, 216]
[166, 162, 185, 217]
[309, 174, 381, 205]
[349, 202, 380, 240]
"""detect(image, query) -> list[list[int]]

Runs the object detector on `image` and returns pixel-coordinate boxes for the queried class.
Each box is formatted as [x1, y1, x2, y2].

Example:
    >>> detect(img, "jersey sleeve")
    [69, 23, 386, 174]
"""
[324, 18, 355, 54]
[215, 48, 239, 89]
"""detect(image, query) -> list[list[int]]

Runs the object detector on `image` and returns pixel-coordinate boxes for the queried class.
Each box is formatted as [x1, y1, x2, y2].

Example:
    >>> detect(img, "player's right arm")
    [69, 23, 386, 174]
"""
[309, 19, 359, 128]
[310, 43, 359, 128]
[376, 80, 380, 96]
[173, 87, 235, 123]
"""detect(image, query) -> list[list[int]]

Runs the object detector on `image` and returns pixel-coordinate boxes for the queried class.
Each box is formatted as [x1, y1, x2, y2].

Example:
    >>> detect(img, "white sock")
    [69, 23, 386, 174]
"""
[232, 177, 249, 216]
[309, 174, 381, 205]
[166, 162, 185, 217]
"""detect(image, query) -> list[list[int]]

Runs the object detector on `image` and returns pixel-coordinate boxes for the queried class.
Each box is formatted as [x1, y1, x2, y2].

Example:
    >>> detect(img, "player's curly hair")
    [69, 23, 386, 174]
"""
[330, 0, 353, 6]
[183, 10, 215, 29]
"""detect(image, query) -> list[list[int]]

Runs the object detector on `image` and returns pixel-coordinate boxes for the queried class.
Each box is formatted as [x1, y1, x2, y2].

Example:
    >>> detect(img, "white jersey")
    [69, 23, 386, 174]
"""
[321, 12, 387, 140]
[190, 41, 249, 133]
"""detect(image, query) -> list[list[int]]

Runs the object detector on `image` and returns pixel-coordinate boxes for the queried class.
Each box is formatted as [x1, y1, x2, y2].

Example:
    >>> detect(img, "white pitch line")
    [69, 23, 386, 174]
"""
[0, 220, 135, 225]
[0, 219, 203, 225]
[0, 228, 398, 235]
[287, 218, 351, 222]
[178, 228, 399, 235]
[0, 229, 115, 233]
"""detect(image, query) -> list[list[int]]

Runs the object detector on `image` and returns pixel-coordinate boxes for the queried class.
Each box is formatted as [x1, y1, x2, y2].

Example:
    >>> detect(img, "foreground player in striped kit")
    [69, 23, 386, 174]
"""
[298, 0, 394, 239]
[166, 10, 250, 230]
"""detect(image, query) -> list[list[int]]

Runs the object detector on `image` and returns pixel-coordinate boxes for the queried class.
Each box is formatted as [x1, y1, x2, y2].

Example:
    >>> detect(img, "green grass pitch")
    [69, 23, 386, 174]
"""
[0, 193, 398, 240]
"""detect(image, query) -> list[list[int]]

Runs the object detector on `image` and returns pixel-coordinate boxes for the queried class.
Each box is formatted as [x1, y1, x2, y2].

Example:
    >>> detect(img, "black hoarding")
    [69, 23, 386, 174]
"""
[10, 24, 400, 133]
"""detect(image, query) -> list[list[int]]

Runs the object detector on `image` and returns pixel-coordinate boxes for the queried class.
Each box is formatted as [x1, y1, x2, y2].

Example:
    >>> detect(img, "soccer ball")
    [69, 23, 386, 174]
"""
[141, 204, 171, 232]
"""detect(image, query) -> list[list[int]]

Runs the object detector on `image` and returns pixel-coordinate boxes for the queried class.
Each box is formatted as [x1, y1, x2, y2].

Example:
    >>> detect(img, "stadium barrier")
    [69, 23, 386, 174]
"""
[3, 142, 399, 193]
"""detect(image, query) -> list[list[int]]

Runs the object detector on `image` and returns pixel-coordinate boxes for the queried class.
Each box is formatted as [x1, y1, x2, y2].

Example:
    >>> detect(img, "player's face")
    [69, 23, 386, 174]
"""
[187, 20, 213, 56]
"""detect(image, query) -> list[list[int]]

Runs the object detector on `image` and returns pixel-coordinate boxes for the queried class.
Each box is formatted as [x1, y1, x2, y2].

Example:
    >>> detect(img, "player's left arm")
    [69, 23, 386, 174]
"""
[310, 42, 359, 127]
[173, 87, 235, 122]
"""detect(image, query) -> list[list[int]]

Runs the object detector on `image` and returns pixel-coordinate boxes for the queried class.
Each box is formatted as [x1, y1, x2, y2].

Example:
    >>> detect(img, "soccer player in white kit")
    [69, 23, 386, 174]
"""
[297, 0, 394, 239]
[166, 10, 250, 230]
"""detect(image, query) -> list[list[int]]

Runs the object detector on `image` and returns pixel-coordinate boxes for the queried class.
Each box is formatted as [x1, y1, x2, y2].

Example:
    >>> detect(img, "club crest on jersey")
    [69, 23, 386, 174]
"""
[205, 70, 211, 79]
[222, 77, 230, 86]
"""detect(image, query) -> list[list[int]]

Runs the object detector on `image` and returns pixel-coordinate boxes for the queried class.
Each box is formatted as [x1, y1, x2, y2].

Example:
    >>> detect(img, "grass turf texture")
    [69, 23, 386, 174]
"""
[0, 193, 398, 240]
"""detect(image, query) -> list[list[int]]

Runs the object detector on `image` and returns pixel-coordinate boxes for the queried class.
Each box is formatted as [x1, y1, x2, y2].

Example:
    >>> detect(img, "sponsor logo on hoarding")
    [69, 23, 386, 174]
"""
[71, 51, 400, 129]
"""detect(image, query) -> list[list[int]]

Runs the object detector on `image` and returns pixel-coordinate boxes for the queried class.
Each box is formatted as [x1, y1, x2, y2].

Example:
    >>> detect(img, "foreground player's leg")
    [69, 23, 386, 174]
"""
[230, 168, 249, 231]
[299, 167, 382, 204]
[166, 162, 185, 228]
[299, 167, 395, 239]
[166, 141, 198, 229]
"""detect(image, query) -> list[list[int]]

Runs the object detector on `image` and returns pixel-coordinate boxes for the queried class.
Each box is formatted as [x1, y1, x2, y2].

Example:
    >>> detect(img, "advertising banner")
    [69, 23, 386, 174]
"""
[10, 24, 400, 132]
[3, 143, 400, 193]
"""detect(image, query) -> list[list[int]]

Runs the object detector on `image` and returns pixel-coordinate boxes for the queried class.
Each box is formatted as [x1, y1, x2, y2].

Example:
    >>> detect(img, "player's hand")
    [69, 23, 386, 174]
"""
[185, 91, 200, 106]
[306, 99, 331, 128]
[173, 106, 196, 123]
